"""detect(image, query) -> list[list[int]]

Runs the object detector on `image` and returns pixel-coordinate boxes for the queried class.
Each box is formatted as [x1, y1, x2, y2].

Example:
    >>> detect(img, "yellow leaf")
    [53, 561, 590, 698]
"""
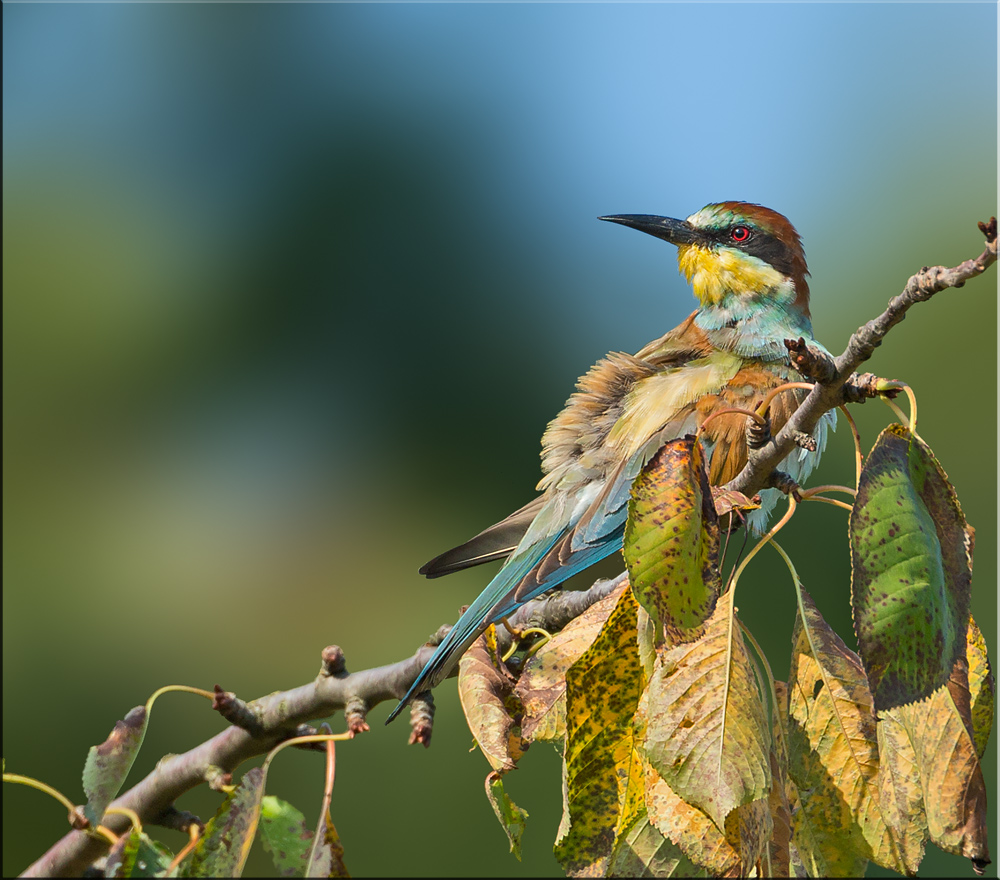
[636, 589, 770, 830]
[786, 588, 902, 875]
[643, 758, 739, 876]
[876, 708, 928, 874]
[607, 808, 709, 878]
[891, 655, 990, 868]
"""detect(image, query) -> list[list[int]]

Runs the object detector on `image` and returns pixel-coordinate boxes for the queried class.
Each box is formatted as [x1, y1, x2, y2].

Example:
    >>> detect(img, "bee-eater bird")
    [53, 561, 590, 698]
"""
[386, 202, 834, 723]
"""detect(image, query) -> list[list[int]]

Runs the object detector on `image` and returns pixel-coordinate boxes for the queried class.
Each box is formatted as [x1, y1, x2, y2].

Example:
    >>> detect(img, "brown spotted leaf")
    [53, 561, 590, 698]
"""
[850, 424, 973, 711]
[966, 616, 994, 760]
[458, 625, 523, 773]
[766, 681, 795, 878]
[624, 436, 721, 643]
[786, 588, 903, 875]
[516, 581, 628, 743]
[186, 766, 265, 878]
[81, 706, 148, 826]
[765, 750, 792, 878]
[554, 587, 644, 877]
[893, 655, 991, 869]
[636, 589, 770, 831]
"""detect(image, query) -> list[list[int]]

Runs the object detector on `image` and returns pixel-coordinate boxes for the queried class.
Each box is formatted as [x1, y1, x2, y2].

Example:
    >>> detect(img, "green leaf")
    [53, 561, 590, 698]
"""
[850, 424, 973, 710]
[624, 436, 721, 643]
[186, 767, 265, 878]
[105, 826, 174, 878]
[81, 706, 148, 826]
[486, 773, 529, 861]
[260, 796, 314, 877]
[555, 587, 644, 877]
[636, 589, 770, 831]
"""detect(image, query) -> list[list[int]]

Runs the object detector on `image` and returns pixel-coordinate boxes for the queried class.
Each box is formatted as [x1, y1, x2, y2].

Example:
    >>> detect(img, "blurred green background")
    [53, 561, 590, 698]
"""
[3, 3, 995, 877]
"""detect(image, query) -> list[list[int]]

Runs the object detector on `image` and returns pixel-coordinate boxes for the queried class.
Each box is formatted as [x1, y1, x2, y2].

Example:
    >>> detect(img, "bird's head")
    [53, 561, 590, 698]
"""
[600, 202, 810, 318]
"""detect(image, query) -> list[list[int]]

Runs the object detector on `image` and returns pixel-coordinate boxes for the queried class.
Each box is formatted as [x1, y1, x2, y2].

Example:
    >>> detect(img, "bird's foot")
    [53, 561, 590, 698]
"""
[746, 414, 771, 450]
[790, 429, 818, 452]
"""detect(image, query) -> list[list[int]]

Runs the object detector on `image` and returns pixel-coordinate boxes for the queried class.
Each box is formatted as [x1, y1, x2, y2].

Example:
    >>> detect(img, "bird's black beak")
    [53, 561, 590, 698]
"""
[599, 214, 701, 247]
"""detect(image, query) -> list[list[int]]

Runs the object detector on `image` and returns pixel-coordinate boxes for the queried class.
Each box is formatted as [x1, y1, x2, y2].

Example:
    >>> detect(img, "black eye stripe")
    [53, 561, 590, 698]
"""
[708, 226, 801, 277]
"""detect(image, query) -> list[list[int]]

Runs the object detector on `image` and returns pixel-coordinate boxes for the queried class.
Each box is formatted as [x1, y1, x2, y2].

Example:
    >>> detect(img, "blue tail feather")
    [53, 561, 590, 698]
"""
[385, 526, 625, 724]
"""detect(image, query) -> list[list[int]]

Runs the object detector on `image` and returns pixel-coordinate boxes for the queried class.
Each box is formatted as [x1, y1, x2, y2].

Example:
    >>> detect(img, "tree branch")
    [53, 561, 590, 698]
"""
[21, 578, 620, 878]
[727, 218, 997, 500]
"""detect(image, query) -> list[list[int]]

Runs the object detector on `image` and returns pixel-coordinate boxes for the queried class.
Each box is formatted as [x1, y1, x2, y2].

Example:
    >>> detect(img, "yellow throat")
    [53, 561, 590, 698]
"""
[677, 243, 787, 306]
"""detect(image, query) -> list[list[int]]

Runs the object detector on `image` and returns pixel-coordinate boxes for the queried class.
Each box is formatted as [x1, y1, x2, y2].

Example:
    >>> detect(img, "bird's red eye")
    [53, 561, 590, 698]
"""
[730, 225, 752, 243]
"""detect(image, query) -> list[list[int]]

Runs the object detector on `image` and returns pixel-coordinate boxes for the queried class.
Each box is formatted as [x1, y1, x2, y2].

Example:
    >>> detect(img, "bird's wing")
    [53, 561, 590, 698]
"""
[418, 495, 547, 578]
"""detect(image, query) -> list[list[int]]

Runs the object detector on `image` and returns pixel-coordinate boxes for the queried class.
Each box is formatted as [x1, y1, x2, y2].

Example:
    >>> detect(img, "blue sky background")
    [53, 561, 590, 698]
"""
[4, 3, 996, 876]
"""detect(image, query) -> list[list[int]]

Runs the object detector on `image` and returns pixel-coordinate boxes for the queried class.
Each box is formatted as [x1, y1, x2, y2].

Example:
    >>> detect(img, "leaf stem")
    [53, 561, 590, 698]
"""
[756, 382, 816, 418]
[3, 773, 81, 819]
[799, 484, 856, 498]
[103, 806, 142, 833]
[501, 627, 551, 663]
[697, 406, 766, 437]
[802, 495, 854, 512]
[878, 381, 918, 433]
[799, 484, 856, 513]
[167, 823, 202, 874]
[837, 405, 863, 489]
[727, 495, 798, 599]
[145, 685, 216, 715]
